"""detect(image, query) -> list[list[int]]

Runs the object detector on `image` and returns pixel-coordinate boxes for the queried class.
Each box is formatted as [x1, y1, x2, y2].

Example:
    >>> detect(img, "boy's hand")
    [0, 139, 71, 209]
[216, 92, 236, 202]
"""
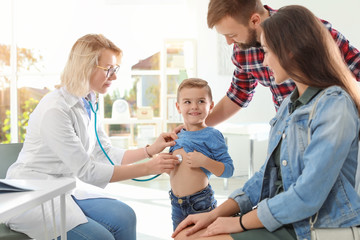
[185, 150, 225, 177]
[185, 150, 208, 168]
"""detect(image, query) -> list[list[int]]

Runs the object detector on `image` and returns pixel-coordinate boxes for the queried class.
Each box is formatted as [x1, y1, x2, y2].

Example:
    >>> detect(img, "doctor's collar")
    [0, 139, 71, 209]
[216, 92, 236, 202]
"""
[85, 91, 97, 103]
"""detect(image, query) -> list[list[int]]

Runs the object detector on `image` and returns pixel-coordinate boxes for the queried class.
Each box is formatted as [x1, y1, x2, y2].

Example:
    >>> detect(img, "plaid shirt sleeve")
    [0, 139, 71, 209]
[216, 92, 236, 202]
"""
[227, 44, 296, 110]
[226, 46, 258, 108]
[322, 19, 360, 80]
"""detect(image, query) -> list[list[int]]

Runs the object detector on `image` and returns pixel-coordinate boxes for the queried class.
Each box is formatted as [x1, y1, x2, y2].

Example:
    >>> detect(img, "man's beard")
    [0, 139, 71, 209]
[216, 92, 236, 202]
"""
[236, 28, 261, 50]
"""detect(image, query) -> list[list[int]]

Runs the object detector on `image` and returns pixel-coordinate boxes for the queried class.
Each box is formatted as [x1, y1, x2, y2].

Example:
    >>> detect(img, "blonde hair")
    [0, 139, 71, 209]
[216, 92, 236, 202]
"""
[59, 34, 122, 97]
[177, 78, 213, 102]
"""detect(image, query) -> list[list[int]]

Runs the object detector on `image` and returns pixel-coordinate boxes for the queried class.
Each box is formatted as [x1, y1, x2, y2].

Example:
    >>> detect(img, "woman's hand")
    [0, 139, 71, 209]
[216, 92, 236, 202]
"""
[200, 217, 242, 237]
[147, 132, 178, 156]
[111, 152, 180, 182]
[201, 210, 263, 237]
[172, 211, 216, 238]
[172, 124, 185, 134]
[146, 153, 180, 175]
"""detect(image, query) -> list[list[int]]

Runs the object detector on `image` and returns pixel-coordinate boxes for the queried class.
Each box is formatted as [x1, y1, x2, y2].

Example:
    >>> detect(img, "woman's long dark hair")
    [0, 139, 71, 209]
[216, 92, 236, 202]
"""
[261, 5, 360, 112]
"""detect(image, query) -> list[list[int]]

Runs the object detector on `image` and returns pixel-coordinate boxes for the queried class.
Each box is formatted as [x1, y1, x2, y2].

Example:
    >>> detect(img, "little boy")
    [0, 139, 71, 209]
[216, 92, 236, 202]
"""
[169, 78, 234, 230]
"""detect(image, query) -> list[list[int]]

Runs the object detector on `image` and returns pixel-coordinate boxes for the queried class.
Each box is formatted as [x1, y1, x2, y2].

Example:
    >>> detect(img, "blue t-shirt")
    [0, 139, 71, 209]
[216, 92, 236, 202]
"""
[169, 127, 234, 178]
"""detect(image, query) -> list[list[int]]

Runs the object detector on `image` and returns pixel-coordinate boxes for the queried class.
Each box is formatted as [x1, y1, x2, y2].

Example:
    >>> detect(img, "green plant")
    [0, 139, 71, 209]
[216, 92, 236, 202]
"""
[2, 98, 39, 143]
[0, 44, 43, 143]
[146, 83, 160, 116]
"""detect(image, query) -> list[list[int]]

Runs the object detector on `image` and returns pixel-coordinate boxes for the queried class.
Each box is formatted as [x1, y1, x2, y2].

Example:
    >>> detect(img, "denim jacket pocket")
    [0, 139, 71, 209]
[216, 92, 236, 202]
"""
[269, 116, 278, 127]
[268, 117, 279, 142]
[293, 116, 310, 153]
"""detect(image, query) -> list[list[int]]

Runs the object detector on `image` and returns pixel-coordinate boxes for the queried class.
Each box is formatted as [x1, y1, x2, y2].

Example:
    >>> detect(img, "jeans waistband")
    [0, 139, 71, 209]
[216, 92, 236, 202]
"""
[169, 185, 213, 204]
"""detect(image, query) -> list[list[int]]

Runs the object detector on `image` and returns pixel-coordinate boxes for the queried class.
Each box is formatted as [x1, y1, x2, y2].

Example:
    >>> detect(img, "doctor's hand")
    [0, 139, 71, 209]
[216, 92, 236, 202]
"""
[147, 132, 178, 156]
[172, 124, 185, 135]
[147, 153, 180, 175]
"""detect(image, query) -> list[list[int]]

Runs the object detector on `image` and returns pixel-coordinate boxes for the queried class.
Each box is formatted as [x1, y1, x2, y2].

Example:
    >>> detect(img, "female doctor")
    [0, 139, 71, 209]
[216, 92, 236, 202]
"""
[5, 34, 179, 240]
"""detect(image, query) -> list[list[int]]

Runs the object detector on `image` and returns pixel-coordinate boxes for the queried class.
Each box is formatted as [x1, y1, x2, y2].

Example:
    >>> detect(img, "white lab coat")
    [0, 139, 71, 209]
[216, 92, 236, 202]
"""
[6, 87, 126, 240]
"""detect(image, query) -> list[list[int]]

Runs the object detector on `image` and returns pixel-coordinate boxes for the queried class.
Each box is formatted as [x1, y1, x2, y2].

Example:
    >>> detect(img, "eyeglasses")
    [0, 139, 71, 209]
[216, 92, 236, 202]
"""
[96, 65, 120, 78]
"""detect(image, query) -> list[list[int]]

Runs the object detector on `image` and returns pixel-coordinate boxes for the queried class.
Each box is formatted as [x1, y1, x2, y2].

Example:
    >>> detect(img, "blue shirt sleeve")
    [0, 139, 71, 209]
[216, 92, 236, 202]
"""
[209, 130, 234, 178]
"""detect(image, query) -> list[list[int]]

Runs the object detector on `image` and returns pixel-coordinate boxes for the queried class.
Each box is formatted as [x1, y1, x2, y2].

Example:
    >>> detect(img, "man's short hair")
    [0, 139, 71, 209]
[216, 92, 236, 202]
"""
[207, 0, 264, 28]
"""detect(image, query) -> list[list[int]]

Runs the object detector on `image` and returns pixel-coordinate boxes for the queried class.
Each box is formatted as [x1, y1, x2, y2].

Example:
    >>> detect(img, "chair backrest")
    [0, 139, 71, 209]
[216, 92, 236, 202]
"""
[0, 143, 23, 178]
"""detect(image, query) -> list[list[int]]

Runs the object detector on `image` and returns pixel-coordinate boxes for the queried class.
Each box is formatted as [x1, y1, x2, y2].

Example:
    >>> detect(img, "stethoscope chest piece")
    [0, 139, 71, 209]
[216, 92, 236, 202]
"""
[176, 154, 183, 163]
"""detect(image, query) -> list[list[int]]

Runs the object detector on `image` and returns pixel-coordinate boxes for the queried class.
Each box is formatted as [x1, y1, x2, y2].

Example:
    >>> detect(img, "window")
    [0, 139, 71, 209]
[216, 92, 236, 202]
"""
[1, 0, 195, 143]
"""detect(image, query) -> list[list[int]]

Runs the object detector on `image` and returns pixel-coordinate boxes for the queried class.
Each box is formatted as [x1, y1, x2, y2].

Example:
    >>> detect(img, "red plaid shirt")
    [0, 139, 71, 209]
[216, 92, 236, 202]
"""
[227, 6, 360, 110]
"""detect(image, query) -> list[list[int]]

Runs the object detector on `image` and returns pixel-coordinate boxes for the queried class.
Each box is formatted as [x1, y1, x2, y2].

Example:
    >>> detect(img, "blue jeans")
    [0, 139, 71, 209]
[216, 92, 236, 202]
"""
[59, 196, 136, 240]
[169, 185, 217, 230]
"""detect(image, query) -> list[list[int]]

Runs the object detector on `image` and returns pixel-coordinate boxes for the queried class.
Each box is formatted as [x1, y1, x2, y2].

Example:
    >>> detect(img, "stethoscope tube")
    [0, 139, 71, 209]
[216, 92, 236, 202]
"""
[87, 100, 160, 182]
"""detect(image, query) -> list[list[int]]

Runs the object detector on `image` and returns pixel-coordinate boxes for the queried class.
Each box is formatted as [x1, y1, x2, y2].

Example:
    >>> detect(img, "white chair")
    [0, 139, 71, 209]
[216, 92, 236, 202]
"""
[0, 143, 32, 240]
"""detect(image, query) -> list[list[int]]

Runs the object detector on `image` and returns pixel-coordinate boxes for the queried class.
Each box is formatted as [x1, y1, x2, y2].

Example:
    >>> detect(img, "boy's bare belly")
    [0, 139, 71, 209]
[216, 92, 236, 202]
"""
[170, 148, 208, 197]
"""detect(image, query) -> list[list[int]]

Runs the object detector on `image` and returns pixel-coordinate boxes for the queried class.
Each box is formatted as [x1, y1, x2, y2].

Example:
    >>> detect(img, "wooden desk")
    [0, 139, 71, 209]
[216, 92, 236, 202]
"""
[0, 178, 76, 240]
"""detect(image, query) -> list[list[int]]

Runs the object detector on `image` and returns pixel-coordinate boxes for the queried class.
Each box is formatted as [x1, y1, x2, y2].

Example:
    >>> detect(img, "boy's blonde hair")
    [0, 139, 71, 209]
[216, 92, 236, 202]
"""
[59, 34, 122, 97]
[177, 78, 213, 102]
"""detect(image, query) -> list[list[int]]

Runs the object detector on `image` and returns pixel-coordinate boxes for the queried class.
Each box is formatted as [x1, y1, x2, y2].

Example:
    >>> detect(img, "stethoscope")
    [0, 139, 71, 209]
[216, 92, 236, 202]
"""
[86, 98, 161, 182]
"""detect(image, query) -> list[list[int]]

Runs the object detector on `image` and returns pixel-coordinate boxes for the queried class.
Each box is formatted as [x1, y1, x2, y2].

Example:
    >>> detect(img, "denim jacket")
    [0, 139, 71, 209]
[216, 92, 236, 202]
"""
[229, 86, 360, 240]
